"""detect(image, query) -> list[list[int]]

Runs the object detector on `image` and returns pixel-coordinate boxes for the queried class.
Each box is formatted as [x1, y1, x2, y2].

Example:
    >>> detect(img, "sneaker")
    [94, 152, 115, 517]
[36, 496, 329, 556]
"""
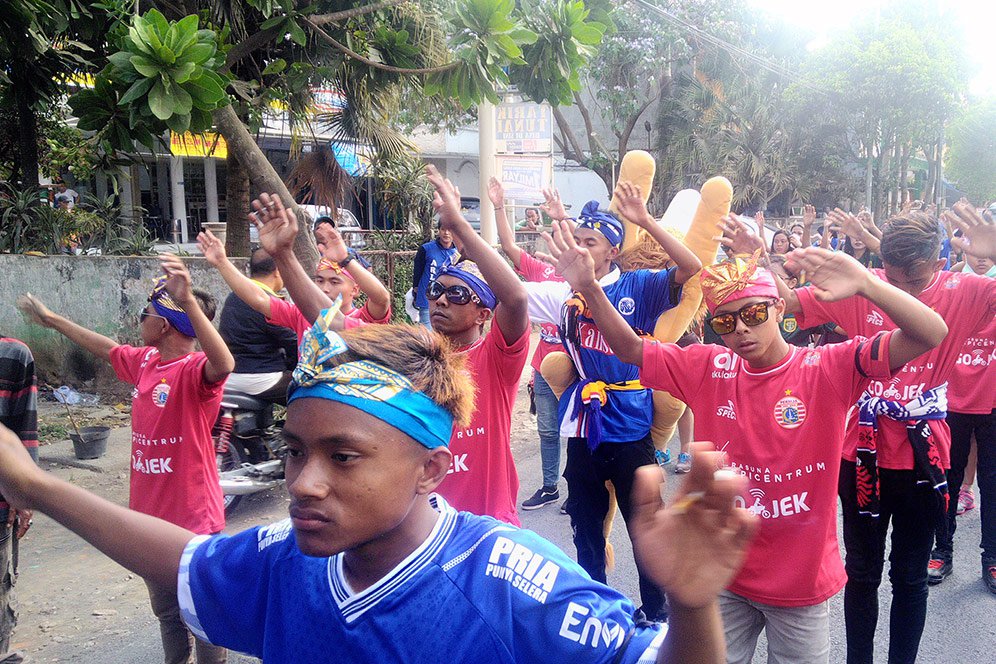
[927, 557, 952, 585]
[522, 486, 560, 510]
[675, 452, 692, 474]
[655, 449, 671, 467]
[560, 501, 569, 515]
[957, 488, 975, 515]
[983, 562, 996, 595]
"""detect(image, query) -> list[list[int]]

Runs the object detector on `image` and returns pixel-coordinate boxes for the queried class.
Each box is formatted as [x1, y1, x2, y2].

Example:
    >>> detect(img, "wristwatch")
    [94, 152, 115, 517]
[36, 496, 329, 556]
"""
[339, 254, 354, 268]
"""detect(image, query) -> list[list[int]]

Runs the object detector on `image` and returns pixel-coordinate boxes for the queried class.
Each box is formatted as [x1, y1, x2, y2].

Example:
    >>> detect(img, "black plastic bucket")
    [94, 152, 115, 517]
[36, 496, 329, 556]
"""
[70, 426, 110, 460]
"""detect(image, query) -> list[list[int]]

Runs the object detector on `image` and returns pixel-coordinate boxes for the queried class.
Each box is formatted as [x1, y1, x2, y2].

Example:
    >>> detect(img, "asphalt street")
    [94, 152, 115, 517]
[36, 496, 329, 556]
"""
[17, 367, 995, 662]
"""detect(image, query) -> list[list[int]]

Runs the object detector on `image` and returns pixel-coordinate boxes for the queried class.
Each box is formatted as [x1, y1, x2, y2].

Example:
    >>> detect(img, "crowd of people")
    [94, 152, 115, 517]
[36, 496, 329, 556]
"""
[0, 165, 992, 664]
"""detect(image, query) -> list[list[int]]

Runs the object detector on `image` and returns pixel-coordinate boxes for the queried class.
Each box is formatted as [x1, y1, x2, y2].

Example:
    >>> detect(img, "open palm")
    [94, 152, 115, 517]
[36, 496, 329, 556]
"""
[946, 202, 996, 261]
[251, 193, 298, 256]
[786, 247, 866, 302]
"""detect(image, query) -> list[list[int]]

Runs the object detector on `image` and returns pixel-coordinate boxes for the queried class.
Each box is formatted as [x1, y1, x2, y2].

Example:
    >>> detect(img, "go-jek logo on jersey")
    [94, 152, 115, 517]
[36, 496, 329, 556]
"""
[132, 449, 173, 475]
[257, 520, 292, 551]
[712, 353, 739, 379]
[559, 602, 627, 649]
[485, 536, 560, 604]
[736, 487, 810, 519]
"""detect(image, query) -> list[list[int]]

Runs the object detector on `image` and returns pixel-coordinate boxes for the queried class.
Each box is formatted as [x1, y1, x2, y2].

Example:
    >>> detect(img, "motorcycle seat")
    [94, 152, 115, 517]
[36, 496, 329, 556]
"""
[221, 391, 270, 411]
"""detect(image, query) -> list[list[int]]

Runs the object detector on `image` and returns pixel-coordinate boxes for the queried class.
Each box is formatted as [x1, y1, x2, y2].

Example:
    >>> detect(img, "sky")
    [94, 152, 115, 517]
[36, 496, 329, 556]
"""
[747, 0, 996, 96]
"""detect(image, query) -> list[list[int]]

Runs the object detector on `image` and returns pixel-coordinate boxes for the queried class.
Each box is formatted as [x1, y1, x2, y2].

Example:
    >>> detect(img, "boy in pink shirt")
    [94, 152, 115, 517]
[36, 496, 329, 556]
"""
[781, 205, 996, 662]
[198, 225, 390, 347]
[17, 255, 234, 664]
[551, 220, 947, 664]
[248, 172, 531, 526]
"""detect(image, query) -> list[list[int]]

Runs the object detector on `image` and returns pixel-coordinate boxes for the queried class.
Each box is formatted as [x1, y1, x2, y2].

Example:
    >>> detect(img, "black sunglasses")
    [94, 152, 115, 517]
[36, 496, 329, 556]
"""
[426, 281, 482, 306]
[706, 299, 777, 335]
[140, 309, 167, 322]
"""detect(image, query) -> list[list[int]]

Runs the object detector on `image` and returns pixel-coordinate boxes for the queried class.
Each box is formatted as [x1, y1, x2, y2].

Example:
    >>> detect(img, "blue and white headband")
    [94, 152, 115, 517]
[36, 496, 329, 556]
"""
[288, 302, 454, 449]
[436, 262, 497, 309]
[149, 276, 195, 337]
[577, 200, 624, 247]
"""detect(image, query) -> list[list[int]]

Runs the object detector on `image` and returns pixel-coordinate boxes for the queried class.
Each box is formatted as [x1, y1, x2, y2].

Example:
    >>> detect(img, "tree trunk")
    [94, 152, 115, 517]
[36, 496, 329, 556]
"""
[13, 82, 40, 189]
[212, 104, 318, 266]
[225, 148, 251, 257]
[898, 142, 910, 209]
[924, 143, 936, 203]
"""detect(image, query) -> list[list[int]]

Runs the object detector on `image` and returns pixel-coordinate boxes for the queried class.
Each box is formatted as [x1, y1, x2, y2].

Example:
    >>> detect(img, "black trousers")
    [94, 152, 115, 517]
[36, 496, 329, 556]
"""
[839, 460, 937, 664]
[934, 409, 996, 563]
[563, 435, 666, 621]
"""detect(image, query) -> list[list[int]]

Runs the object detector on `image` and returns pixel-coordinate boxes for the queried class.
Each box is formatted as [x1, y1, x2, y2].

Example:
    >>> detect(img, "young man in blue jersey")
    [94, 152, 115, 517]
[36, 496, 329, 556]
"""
[411, 222, 459, 329]
[525, 182, 703, 621]
[0, 313, 756, 664]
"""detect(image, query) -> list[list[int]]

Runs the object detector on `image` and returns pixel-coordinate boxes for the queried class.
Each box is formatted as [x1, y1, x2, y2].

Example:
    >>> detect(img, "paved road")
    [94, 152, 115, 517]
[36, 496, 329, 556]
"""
[17, 368, 995, 662]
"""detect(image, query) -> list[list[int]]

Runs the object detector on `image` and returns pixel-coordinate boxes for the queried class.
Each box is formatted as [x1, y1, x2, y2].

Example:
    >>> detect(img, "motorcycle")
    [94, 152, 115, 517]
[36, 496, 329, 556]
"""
[213, 388, 287, 514]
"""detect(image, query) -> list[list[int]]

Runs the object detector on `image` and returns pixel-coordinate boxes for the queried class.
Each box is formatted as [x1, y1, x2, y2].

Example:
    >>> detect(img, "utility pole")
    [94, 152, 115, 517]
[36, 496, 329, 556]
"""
[478, 98, 497, 244]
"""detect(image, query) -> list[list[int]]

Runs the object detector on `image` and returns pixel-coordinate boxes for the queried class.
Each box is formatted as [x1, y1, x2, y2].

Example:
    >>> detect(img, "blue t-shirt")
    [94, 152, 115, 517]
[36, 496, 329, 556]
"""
[415, 241, 460, 308]
[178, 496, 665, 663]
[558, 268, 680, 443]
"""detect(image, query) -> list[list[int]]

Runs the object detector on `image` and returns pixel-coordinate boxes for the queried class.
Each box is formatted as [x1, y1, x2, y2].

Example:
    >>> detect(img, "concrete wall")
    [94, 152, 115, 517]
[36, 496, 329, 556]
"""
[0, 255, 245, 388]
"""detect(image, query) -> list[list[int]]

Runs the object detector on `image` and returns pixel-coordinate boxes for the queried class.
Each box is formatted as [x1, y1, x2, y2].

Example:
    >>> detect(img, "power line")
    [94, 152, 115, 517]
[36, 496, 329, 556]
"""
[629, 0, 836, 98]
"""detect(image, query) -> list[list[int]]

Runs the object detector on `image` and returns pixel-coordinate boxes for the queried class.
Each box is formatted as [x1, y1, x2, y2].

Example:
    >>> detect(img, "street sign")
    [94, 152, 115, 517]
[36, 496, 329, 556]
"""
[495, 101, 553, 154]
[496, 155, 553, 199]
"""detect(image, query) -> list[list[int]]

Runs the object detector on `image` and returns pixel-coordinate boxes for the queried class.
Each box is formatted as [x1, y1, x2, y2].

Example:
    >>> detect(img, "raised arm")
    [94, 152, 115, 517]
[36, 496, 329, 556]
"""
[426, 166, 529, 344]
[315, 225, 391, 320]
[801, 204, 816, 248]
[613, 181, 702, 284]
[250, 193, 334, 324]
[786, 247, 947, 370]
[0, 423, 194, 589]
[830, 209, 881, 254]
[16, 293, 117, 363]
[197, 230, 272, 318]
[945, 201, 996, 262]
[551, 220, 644, 365]
[159, 254, 235, 383]
[488, 177, 523, 268]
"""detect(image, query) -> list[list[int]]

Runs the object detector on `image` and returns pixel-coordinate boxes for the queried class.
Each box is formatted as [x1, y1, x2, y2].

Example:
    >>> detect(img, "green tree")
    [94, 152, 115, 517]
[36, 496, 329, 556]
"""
[946, 99, 996, 205]
[63, 0, 606, 262]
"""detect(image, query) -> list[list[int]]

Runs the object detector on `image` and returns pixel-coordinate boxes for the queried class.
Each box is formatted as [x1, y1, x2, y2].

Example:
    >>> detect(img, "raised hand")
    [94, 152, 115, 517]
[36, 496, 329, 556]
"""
[16, 293, 55, 328]
[159, 254, 194, 306]
[487, 177, 505, 209]
[785, 247, 869, 302]
[551, 220, 598, 292]
[314, 223, 349, 262]
[196, 229, 227, 267]
[631, 442, 756, 610]
[828, 208, 865, 240]
[802, 204, 817, 228]
[944, 202, 996, 262]
[540, 188, 568, 222]
[250, 193, 298, 256]
[425, 165, 467, 233]
[613, 181, 654, 228]
[716, 214, 766, 257]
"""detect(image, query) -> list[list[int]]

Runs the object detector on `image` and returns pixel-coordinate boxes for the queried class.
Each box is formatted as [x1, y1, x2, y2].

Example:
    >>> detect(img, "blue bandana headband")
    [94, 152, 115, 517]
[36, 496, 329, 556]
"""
[436, 262, 497, 309]
[288, 302, 454, 449]
[577, 200, 624, 247]
[149, 276, 196, 337]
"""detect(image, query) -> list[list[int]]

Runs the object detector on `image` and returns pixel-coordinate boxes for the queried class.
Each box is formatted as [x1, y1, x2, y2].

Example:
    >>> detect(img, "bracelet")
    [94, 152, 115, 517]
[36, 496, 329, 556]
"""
[339, 254, 354, 268]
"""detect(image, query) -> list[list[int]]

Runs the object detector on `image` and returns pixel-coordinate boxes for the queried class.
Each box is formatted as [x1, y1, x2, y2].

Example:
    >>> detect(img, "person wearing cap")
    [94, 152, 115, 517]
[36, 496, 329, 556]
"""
[16, 255, 234, 664]
[523, 182, 702, 622]
[0, 311, 763, 663]
[553, 218, 948, 663]
[423, 166, 531, 526]
[411, 221, 459, 329]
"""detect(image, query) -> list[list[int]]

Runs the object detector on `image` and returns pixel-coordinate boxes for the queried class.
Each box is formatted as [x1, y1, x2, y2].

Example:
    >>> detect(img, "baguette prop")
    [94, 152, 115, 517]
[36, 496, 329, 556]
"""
[609, 150, 656, 253]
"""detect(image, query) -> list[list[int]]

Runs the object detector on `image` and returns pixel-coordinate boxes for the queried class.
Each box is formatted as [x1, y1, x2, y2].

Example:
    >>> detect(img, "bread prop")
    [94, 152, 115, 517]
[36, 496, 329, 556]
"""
[610, 150, 656, 253]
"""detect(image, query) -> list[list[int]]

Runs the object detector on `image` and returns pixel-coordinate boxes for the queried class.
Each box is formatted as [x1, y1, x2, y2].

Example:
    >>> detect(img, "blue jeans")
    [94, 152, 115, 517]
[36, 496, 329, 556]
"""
[533, 371, 562, 488]
[418, 307, 432, 330]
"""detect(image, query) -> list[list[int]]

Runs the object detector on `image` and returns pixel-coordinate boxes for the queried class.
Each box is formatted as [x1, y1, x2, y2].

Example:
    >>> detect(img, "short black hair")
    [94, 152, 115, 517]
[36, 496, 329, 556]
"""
[191, 288, 217, 322]
[314, 216, 336, 229]
[249, 248, 277, 277]
[880, 211, 942, 270]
